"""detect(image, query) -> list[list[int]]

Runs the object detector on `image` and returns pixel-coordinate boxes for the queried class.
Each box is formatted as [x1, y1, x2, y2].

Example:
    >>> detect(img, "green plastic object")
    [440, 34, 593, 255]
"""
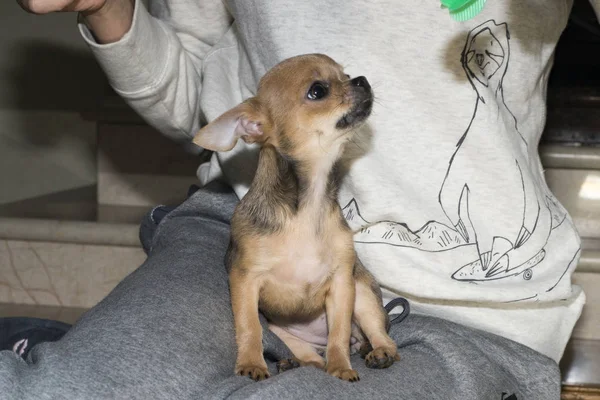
[441, 0, 487, 21]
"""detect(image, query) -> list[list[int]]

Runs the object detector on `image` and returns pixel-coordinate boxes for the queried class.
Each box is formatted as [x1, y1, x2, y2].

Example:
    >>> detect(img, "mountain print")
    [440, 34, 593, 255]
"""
[342, 199, 468, 252]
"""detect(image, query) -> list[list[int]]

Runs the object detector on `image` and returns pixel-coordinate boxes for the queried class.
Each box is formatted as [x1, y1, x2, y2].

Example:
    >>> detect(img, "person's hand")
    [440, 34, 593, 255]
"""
[17, 0, 134, 44]
[17, 0, 108, 15]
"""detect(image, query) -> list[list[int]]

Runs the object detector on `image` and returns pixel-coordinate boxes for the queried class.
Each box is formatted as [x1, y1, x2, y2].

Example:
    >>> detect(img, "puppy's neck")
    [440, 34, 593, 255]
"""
[293, 152, 341, 210]
[240, 136, 346, 235]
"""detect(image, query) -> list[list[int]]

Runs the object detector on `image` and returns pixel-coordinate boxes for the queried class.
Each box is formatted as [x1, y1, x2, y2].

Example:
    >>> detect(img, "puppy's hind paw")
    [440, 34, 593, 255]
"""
[235, 364, 270, 381]
[276, 358, 301, 373]
[328, 368, 360, 382]
[365, 347, 398, 369]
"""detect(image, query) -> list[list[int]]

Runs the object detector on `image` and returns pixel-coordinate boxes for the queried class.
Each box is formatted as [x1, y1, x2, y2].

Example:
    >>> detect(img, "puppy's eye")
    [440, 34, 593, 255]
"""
[307, 82, 329, 100]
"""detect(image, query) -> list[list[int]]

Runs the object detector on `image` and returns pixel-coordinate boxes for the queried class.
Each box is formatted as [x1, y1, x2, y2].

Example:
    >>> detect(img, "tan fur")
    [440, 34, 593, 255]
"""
[193, 54, 399, 382]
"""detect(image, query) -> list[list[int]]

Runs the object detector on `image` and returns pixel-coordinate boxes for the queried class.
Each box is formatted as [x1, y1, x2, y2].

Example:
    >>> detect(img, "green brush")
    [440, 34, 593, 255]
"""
[441, 0, 487, 21]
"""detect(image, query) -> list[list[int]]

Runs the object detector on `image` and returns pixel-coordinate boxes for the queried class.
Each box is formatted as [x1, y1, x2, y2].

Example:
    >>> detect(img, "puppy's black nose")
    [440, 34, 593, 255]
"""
[350, 76, 370, 90]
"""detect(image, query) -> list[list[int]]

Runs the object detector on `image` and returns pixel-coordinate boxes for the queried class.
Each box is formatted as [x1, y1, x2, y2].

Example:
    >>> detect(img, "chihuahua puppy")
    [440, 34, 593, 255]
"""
[192, 54, 398, 382]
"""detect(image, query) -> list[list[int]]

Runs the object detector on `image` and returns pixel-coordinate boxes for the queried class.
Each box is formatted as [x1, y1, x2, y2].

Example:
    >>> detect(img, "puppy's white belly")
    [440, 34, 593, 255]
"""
[284, 313, 330, 348]
[276, 312, 362, 351]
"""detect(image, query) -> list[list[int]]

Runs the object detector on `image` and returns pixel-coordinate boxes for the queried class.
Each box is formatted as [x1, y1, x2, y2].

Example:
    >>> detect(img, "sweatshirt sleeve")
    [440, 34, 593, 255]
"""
[78, 0, 233, 142]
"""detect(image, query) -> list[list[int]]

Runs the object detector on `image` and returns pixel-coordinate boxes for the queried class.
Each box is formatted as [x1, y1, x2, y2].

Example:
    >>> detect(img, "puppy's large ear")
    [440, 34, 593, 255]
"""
[192, 99, 266, 152]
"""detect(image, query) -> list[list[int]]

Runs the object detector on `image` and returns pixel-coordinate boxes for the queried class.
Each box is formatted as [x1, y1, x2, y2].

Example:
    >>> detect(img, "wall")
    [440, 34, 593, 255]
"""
[0, 3, 105, 217]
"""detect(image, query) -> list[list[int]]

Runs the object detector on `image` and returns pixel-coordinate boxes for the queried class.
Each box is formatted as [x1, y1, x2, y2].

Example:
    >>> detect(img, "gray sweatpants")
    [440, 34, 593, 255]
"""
[0, 181, 560, 400]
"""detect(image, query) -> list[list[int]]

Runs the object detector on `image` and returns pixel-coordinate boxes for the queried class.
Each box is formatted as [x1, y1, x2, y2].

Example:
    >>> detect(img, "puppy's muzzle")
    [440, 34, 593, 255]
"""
[336, 76, 374, 129]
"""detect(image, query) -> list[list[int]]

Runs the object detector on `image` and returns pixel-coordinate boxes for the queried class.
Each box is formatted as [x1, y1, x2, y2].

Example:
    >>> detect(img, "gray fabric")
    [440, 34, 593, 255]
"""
[0, 182, 560, 400]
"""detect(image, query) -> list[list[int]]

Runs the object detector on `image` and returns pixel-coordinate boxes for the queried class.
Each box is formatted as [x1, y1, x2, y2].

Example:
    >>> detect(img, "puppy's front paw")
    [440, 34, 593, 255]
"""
[328, 367, 359, 382]
[235, 363, 270, 381]
[365, 347, 398, 369]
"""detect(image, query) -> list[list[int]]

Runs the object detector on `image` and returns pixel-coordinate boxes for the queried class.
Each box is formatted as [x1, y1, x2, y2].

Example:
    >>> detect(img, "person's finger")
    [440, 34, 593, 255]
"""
[17, 0, 69, 14]
[16, 0, 102, 14]
[61, 0, 106, 13]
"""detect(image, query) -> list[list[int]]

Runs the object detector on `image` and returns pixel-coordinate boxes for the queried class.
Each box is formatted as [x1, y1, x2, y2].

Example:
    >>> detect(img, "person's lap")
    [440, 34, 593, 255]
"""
[0, 181, 560, 400]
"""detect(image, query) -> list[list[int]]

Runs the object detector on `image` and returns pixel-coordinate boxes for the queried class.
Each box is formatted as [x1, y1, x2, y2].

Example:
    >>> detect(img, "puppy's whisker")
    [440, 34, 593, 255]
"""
[328, 100, 346, 118]
[317, 129, 336, 156]
[348, 137, 367, 154]
[369, 80, 384, 90]
[339, 62, 354, 71]
[334, 125, 359, 143]
[372, 97, 389, 110]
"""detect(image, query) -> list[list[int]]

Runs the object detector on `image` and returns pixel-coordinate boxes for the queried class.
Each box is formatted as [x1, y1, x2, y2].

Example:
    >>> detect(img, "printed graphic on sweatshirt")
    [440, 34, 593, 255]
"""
[343, 20, 578, 287]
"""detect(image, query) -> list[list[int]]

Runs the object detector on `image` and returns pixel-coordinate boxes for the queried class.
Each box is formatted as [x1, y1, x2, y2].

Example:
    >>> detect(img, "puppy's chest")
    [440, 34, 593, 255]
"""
[270, 223, 343, 285]
[261, 213, 352, 288]
[255, 214, 354, 322]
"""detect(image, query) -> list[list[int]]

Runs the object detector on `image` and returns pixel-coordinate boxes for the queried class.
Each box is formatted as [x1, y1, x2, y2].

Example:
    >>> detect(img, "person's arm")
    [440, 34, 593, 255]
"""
[78, 0, 233, 143]
[81, 0, 135, 44]
[18, 0, 133, 41]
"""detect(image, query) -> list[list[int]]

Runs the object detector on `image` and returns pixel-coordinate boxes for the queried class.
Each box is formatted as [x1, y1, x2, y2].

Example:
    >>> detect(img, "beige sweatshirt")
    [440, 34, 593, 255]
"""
[79, 0, 600, 362]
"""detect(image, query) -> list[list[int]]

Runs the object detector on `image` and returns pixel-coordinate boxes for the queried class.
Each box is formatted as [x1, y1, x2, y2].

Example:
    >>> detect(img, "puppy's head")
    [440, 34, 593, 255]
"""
[192, 54, 373, 160]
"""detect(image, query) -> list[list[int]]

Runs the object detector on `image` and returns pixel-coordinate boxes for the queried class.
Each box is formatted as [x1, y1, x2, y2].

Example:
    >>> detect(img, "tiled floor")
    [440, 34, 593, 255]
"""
[0, 239, 145, 308]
